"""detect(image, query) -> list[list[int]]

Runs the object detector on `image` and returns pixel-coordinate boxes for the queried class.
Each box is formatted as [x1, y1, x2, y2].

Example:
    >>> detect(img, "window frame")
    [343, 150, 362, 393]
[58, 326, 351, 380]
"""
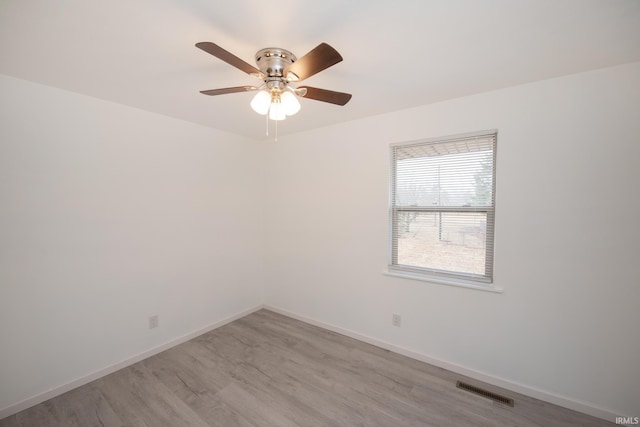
[387, 130, 498, 291]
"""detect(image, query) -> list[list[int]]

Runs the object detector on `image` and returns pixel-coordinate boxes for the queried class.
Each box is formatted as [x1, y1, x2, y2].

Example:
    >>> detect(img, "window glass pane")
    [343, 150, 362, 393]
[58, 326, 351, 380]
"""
[396, 211, 487, 276]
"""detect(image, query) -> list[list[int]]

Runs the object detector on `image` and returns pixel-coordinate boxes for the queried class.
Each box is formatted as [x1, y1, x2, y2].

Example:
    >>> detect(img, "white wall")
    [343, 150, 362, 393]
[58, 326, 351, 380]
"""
[264, 62, 640, 418]
[0, 75, 265, 411]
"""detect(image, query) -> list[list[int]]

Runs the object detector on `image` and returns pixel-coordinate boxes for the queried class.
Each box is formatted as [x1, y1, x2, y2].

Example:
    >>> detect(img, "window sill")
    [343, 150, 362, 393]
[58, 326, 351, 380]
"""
[383, 269, 503, 293]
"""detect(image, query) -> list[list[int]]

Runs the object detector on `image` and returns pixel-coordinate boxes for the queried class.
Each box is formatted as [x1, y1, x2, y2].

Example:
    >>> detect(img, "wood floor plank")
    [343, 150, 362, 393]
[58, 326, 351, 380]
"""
[216, 382, 299, 427]
[97, 363, 210, 427]
[0, 309, 614, 427]
[192, 331, 339, 426]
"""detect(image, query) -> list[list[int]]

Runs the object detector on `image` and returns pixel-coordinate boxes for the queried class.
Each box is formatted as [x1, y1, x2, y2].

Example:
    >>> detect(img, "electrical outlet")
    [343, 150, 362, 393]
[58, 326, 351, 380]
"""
[392, 314, 401, 327]
[149, 315, 159, 329]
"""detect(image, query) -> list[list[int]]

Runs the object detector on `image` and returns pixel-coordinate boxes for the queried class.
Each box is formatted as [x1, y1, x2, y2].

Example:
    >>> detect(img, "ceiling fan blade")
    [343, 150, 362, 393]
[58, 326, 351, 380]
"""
[196, 42, 264, 78]
[200, 86, 258, 96]
[284, 43, 343, 82]
[298, 86, 352, 106]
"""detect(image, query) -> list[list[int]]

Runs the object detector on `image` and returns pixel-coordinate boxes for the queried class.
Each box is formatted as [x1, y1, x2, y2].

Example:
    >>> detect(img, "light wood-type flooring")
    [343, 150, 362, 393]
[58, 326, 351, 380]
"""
[1, 309, 612, 426]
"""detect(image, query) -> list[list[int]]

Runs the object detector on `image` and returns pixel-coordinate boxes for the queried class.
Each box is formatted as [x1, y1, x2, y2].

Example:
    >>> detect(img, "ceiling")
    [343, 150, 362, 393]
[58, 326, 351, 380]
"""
[1, 0, 640, 140]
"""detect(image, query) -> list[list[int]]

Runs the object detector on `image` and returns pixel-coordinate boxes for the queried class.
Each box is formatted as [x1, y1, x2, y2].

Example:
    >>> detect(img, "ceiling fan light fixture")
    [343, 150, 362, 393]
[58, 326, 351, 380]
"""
[250, 90, 271, 115]
[196, 41, 352, 130]
[281, 91, 301, 116]
[268, 100, 286, 121]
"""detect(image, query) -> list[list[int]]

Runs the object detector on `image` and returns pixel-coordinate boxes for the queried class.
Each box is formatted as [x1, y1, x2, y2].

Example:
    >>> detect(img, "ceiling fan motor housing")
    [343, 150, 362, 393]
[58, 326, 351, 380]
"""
[255, 48, 296, 78]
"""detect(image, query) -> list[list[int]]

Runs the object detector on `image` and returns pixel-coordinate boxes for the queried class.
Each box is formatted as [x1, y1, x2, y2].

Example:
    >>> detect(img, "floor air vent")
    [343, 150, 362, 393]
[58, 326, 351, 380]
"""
[456, 381, 515, 407]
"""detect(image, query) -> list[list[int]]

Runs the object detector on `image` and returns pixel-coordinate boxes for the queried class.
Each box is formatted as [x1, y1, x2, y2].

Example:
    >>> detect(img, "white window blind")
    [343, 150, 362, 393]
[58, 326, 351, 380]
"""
[389, 131, 497, 285]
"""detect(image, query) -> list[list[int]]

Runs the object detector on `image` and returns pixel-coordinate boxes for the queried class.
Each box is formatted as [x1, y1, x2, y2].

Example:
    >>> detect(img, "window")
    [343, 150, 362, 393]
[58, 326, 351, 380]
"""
[389, 130, 497, 288]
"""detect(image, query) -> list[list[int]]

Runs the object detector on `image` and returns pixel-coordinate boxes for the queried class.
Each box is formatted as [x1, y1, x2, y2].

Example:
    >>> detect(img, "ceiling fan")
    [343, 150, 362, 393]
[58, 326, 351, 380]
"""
[195, 42, 352, 123]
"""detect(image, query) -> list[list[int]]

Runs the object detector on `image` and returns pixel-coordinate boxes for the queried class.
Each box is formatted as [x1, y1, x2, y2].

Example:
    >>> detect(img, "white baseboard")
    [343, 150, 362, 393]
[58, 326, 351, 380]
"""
[263, 304, 619, 423]
[0, 304, 263, 420]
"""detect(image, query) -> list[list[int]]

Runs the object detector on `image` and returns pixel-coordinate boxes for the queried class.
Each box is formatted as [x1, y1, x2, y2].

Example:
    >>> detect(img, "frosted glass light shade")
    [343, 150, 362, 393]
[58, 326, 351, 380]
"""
[268, 101, 286, 121]
[250, 90, 271, 115]
[281, 91, 301, 116]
